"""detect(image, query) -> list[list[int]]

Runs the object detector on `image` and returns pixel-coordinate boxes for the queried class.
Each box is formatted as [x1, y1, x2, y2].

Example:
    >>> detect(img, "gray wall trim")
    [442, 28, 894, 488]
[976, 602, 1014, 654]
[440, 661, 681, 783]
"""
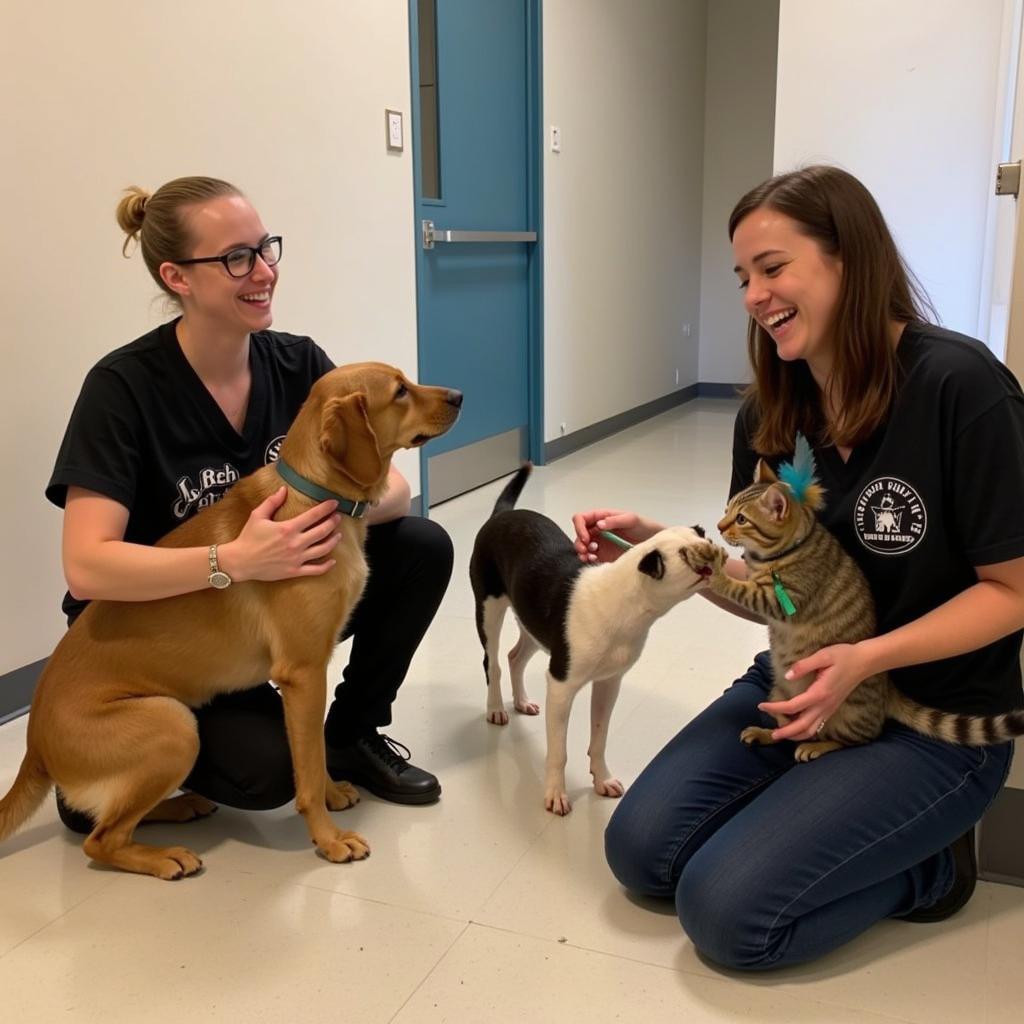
[697, 381, 747, 398]
[545, 384, 698, 463]
[979, 785, 1024, 887]
[0, 659, 46, 725]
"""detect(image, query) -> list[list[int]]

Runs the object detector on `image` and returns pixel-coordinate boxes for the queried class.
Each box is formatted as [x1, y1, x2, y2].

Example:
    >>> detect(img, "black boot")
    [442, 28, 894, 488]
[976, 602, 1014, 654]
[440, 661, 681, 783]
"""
[326, 733, 441, 805]
[55, 789, 95, 836]
[904, 827, 977, 923]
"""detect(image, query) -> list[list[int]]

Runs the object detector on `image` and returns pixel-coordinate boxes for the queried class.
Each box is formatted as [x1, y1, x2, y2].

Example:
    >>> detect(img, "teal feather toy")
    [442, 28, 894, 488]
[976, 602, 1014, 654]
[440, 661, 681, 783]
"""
[776, 433, 823, 508]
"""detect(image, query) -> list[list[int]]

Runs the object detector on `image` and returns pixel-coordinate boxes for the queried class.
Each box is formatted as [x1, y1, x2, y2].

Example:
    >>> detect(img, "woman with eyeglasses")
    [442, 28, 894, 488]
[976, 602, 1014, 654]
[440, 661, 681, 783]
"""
[46, 176, 451, 834]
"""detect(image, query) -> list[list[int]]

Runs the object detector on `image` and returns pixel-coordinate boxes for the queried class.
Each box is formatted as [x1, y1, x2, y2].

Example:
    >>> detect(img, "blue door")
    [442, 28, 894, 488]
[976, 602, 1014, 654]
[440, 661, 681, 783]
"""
[410, 0, 543, 507]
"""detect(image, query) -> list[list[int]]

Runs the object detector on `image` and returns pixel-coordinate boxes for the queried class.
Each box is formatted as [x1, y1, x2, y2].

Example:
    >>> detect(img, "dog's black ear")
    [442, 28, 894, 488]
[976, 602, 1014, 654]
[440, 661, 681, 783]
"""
[638, 549, 665, 580]
[692, 524, 706, 538]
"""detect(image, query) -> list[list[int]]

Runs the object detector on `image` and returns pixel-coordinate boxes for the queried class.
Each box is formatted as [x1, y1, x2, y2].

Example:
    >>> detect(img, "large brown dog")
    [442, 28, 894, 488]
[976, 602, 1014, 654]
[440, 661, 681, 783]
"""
[0, 362, 461, 879]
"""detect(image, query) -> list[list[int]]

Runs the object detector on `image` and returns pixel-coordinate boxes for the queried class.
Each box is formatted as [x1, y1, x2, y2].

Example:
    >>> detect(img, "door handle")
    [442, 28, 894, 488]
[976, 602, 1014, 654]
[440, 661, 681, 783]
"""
[422, 220, 537, 250]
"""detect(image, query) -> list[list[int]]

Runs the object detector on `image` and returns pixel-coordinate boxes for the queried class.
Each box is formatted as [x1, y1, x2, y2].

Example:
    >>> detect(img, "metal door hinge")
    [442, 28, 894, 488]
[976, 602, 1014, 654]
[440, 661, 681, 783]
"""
[996, 161, 1021, 197]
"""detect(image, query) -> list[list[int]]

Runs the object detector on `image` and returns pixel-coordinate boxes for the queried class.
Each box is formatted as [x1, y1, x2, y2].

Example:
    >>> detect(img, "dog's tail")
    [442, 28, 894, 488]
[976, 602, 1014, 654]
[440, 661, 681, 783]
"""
[491, 462, 533, 517]
[0, 749, 52, 843]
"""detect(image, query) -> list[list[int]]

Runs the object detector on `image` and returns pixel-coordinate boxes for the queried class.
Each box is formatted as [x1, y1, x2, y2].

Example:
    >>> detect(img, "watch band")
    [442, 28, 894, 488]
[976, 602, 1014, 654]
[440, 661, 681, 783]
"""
[208, 544, 233, 589]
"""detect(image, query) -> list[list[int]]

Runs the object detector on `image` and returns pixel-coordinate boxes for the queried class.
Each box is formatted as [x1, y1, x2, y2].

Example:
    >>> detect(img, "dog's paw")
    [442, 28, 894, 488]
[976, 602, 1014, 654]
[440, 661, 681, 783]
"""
[316, 828, 371, 863]
[326, 779, 360, 811]
[142, 793, 218, 824]
[544, 787, 572, 816]
[514, 698, 540, 716]
[153, 847, 204, 880]
[593, 776, 625, 799]
[487, 708, 509, 726]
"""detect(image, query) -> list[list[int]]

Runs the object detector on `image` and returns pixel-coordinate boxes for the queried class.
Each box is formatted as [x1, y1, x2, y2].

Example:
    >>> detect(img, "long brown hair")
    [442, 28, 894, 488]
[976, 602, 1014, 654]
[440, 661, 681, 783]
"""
[115, 176, 242, 301]
[728, 165, 935, 455]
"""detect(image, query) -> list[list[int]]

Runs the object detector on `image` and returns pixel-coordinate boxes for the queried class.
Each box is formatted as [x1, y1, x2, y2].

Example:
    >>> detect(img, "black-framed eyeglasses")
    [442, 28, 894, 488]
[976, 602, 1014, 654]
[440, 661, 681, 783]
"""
[176, 235, 283, 278]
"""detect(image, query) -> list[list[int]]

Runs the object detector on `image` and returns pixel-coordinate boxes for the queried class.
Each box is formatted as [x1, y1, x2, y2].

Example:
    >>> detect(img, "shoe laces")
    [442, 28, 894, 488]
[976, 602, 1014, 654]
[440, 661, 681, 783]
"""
[364, 733, 412, 772]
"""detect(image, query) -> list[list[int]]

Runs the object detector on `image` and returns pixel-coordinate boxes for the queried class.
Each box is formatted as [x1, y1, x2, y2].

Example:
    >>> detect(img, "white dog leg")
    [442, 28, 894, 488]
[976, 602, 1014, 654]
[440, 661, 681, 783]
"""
[588, 676, 624, 799]
[481, 597, 510, 725]
[507, 627, 541, 717]
[544, 673, 582, 815]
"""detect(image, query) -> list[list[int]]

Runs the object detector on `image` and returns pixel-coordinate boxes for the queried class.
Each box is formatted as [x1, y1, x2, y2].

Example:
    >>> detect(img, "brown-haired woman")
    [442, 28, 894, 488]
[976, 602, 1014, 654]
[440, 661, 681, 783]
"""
[574, 165, 1024, 969]
[48, 177, 450, 837]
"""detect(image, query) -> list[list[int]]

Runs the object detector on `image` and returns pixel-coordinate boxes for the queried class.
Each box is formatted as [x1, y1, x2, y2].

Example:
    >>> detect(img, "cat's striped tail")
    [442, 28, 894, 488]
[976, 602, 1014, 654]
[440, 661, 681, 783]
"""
[887, 689, 1024, 746]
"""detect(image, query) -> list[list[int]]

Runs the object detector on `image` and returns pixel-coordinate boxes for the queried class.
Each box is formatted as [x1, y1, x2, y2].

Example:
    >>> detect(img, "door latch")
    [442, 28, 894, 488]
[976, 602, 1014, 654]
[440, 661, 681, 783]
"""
[996, 161, 1021, 197]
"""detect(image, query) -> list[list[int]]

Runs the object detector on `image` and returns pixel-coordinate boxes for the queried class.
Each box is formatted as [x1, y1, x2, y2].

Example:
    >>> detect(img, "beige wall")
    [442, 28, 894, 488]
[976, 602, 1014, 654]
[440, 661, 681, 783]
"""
[542, 0, 708, 440]
[1, 1, 419, 676]
[698, 0, 779, 386]
[774, 0, 1006, 337]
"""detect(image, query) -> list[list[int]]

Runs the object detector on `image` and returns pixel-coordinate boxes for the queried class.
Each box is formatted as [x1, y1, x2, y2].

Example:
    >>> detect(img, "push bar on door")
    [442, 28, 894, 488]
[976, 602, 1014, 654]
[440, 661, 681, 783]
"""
[422, 220, 538, 250]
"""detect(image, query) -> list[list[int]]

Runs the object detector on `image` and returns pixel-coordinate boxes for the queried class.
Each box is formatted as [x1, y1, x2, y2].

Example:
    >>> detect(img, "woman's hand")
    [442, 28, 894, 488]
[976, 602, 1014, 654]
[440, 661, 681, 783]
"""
[759, 643, 871, 741]
[219, 487, 342, 582]
[571, 508, 664, 563]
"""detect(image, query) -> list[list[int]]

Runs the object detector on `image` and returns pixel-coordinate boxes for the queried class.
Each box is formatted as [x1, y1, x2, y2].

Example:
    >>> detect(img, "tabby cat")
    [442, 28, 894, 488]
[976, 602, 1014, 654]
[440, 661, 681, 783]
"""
[686, 452, 1024, 761]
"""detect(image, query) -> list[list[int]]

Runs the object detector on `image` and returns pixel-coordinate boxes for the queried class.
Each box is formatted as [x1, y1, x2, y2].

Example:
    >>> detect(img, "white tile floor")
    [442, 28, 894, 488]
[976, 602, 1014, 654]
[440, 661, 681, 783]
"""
[2, 397, 1021, 1024]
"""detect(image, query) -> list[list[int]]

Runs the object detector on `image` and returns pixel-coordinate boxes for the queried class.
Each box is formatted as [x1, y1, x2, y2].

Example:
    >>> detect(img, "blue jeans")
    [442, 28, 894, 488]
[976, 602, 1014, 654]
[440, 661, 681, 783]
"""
[605, 652, 1013, 971]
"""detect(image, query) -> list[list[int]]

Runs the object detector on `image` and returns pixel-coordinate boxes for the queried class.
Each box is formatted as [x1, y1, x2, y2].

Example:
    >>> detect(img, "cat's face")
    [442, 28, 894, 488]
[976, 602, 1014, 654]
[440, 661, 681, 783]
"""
[718, 461, 804, 559]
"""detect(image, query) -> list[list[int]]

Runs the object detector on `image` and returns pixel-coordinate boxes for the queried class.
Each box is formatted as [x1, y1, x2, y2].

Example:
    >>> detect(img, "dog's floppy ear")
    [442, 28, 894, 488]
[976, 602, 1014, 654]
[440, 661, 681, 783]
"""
[319, 392, 384, 487]
[637, 549, 665, 580]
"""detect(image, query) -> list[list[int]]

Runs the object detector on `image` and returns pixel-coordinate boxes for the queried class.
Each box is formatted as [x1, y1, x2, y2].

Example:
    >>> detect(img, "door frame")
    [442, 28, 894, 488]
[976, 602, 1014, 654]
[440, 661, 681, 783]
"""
[407, 0, 545, 510]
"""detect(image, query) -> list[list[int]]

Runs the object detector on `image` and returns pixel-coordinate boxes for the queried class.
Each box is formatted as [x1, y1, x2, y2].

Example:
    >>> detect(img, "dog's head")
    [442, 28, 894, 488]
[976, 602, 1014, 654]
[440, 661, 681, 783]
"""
[284, 362, 462, 493]
[630, 524, 710, 608]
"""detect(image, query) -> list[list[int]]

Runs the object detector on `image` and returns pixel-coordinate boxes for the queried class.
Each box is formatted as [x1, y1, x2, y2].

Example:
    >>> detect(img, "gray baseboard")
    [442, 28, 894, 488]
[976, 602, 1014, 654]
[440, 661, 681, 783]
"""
[979, 785, 1024, 887]
[545, 384, 698, 463]
[544, 382, 746, 463]
[0, 659, 46, 725]
[697, 382, 746, 398]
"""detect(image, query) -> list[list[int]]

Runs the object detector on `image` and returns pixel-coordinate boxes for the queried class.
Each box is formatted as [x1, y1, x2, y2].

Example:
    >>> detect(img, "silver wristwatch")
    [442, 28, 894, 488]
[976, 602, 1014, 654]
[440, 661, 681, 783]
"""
[207, 544, 232, 590]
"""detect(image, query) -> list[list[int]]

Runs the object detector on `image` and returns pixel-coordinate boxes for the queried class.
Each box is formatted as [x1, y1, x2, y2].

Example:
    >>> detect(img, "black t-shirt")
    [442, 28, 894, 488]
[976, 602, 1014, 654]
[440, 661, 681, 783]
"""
[47, 318, 335, 622]
[730, 322, 1024, 716]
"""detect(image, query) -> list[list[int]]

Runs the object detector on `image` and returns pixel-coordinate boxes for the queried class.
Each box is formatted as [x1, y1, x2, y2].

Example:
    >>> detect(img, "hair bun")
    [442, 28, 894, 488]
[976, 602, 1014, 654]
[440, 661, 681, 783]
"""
[115, 186, 151, 254]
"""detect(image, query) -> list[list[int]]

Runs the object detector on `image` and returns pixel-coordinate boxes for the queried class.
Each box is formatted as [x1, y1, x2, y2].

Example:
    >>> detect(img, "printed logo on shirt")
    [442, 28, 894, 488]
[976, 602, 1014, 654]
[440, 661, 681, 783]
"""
[172, 463, 240, 519]
[853, 477, 927, 555]
[265, 435, 285, 464]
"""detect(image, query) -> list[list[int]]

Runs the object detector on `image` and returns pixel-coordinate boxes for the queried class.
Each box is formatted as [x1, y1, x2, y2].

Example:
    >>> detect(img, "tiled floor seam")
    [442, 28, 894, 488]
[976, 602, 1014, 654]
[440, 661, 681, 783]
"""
[385, 920, 472, 1024]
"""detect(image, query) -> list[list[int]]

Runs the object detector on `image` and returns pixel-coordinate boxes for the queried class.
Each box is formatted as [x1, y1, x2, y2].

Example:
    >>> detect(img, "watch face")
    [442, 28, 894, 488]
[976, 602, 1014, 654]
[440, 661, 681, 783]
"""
[209, 571, 232, 590]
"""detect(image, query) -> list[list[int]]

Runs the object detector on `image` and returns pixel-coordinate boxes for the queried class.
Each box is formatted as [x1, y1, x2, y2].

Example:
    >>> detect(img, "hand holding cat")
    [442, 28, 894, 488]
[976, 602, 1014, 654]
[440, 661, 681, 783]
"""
[759, 643, 871, 741]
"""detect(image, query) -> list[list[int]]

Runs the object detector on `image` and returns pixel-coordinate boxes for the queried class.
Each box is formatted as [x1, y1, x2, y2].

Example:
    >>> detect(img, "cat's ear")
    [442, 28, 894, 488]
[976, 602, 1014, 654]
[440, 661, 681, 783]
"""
[760, 484, 789, 521]
[754, 459, 778, 484]
[637, 549, 665, 580]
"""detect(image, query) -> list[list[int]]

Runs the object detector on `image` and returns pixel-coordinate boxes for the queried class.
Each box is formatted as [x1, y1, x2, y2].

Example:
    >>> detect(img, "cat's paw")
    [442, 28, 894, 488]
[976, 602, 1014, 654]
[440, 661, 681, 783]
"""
[682, 538, 727, 579]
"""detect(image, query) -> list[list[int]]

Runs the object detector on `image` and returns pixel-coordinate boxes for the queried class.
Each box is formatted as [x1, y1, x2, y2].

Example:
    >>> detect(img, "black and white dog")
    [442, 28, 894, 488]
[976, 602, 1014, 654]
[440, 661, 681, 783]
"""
[469, 464, 709, 814]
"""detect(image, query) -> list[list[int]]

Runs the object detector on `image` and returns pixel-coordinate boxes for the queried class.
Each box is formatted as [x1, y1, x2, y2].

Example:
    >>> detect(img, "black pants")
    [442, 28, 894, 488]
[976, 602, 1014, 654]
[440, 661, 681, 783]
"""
[138, 516, 451, 811]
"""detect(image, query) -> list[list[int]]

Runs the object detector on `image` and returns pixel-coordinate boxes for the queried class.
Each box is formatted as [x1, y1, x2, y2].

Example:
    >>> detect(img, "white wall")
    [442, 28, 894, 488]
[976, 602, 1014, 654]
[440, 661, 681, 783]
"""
[774, 0, 1006, 336]
[542, 0, 707, 440]
[698, 0, 779, 386]
[1, 1, 419, 677]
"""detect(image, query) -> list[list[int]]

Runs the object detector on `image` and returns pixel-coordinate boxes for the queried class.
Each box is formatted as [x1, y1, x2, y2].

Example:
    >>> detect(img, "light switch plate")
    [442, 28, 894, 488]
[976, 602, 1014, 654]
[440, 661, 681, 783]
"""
[386, 109, 403, 151]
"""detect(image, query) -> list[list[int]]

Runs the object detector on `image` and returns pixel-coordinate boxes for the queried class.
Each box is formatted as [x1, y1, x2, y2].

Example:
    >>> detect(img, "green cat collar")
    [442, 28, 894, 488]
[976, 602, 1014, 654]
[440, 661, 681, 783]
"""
[771, 570, 797, 617]
[276, 459, 370, 519]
